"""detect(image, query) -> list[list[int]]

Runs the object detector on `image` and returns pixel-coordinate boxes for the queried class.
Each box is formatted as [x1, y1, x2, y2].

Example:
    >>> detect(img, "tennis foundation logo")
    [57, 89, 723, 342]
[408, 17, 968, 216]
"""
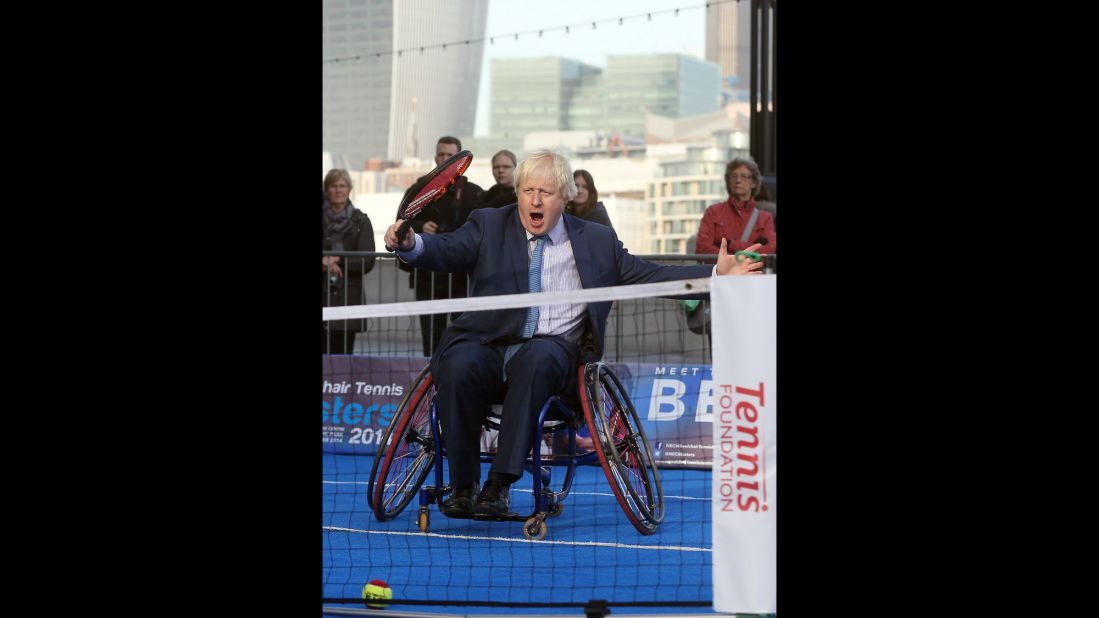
[717, 381, 768, 513]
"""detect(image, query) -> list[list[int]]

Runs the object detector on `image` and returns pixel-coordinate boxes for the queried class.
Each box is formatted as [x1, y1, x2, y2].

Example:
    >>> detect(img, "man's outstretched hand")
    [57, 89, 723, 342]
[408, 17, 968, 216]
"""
[715, 239, 765, 276]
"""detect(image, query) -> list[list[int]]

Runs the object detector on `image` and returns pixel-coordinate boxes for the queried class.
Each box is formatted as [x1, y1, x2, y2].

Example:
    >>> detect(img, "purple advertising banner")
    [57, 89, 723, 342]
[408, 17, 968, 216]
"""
[322, 356, 426, 455]
[323, 356, 716, 468]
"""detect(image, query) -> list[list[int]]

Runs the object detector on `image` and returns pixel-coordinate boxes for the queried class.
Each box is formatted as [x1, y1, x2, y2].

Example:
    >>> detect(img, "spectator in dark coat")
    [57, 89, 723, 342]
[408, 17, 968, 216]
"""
[401, 136, 483, 356]
[323, 168, 375, 354]
[473, 149, 518, 210]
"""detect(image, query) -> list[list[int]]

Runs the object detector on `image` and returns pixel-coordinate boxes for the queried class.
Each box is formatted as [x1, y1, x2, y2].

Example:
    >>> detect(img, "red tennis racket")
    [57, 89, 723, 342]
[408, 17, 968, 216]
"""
[387, 150, 473, 250]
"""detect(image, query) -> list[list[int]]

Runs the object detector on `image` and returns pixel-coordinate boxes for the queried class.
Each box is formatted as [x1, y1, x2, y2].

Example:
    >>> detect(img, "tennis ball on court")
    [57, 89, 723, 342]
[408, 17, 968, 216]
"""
[362, 579, 393, 609]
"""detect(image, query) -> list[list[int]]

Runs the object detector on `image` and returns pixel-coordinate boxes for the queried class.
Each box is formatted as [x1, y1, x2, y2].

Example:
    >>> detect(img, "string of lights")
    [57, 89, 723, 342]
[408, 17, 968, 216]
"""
[322, 0, 749, 64]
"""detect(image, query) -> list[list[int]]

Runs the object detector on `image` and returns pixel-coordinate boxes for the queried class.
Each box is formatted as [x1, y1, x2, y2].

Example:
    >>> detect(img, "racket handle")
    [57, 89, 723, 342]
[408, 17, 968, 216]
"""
[397, 219, 412, 243]
[386, 219, 414, 252]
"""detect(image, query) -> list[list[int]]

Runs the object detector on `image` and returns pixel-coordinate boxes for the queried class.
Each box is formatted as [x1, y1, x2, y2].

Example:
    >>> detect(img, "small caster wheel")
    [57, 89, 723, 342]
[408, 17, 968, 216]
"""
[547, 502, 563, 518]
[418, 511, 430, 532]
[522, 517, 547, 541]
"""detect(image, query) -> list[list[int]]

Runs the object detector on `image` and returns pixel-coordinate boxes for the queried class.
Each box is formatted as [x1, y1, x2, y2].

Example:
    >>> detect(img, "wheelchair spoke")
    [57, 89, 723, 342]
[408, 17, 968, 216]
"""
[369, 365, 437, 521]
[381, 449, 433, 510]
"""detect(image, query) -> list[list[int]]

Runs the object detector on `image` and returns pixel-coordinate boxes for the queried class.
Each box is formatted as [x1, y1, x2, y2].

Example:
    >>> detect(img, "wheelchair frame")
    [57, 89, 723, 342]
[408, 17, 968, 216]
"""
[367, 361, 664, 539]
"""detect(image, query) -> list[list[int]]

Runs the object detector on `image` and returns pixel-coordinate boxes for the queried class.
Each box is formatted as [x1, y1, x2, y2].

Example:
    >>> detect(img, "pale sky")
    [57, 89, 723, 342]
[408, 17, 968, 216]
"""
[473, 0, 708, 135]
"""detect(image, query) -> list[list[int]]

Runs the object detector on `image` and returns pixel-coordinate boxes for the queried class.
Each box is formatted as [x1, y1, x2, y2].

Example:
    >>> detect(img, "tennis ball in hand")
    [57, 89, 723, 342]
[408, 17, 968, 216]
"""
[362, 579, 393, 609]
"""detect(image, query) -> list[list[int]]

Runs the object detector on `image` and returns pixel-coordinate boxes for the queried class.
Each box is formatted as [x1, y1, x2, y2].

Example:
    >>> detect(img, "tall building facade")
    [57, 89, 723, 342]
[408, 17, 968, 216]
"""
[705, 0, 751, 99]
[323, 0, 488, 169]
[490, 57, 603, 138]
[604, 55, 721, 139]
[487, 54, 719, 142]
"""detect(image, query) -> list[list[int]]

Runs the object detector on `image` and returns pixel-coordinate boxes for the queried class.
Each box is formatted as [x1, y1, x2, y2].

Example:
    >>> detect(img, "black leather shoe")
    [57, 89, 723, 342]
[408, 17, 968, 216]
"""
[473, 479, 511, 517]
[441, 483, 478, 517]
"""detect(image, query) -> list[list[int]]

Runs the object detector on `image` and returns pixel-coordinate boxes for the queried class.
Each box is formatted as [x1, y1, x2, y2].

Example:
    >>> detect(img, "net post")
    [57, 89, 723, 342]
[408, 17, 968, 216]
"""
[584, 599, 610, 617]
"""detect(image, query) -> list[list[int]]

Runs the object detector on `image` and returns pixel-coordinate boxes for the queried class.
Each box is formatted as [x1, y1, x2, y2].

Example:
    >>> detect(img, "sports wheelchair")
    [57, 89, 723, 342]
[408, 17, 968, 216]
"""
[367, 362, 664, 539]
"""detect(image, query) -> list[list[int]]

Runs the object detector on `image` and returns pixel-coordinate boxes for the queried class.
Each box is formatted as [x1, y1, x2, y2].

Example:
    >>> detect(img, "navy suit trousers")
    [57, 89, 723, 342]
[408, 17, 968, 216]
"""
[431, 336, 580, 488]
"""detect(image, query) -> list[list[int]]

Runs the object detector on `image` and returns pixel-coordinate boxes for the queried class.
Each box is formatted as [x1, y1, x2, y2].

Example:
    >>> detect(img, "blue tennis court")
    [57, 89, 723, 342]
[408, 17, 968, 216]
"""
[323, 453, 715, 614]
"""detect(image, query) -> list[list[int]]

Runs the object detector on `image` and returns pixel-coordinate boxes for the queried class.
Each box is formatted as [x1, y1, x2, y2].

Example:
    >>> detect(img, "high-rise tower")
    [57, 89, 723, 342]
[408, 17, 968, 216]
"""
[705, 0, 751, 100]
[323, 0, 488, 169]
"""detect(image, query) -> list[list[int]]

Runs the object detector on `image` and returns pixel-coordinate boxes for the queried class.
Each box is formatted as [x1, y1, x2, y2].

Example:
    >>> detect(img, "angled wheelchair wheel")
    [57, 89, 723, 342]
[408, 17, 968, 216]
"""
[368, 365, 436, 521]
[581, 362, 664, 535]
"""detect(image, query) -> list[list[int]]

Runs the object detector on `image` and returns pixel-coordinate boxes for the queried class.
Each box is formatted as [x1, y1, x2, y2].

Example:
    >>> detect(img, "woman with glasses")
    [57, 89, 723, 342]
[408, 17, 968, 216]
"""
[695, 157, 776, 257]
[473, 149, 518, 211]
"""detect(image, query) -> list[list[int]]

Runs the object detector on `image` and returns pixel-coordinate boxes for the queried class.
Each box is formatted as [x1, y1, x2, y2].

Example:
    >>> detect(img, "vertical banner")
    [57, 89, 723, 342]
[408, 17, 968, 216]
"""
[710, 275, 776, 614]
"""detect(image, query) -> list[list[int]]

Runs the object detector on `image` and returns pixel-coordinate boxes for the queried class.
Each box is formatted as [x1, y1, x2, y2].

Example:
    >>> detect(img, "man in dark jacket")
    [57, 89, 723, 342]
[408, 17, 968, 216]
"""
[400, 136, 483, 356]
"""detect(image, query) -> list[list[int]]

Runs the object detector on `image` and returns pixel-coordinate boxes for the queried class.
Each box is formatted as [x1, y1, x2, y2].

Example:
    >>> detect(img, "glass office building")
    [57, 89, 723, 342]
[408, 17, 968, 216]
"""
[490, 57, 604, 137]
[489, 54, 720, 141]
[604, 54, 721, 139]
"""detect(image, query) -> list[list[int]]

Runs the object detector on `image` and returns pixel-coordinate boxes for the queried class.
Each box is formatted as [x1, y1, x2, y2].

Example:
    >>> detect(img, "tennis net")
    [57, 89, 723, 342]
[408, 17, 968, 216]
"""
[323, 278, 725, 614]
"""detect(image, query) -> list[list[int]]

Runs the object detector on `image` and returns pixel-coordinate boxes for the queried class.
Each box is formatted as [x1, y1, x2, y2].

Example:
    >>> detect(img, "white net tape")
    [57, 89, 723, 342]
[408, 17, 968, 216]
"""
[322, 277, 712, 321]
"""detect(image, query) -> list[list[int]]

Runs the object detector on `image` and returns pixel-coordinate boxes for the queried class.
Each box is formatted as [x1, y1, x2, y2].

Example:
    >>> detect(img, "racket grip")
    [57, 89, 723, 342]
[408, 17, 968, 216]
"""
[385, 219, 413, 252]
[397, 219, 412, 243]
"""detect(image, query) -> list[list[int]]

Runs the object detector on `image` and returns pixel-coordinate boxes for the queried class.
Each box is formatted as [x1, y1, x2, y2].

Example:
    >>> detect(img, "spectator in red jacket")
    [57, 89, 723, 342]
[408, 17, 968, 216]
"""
[696, 157, 776, 258]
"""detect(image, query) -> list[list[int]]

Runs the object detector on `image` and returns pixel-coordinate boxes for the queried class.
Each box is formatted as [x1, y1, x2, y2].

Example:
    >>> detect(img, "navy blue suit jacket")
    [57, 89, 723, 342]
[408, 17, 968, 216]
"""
[409, 203, 712, 361]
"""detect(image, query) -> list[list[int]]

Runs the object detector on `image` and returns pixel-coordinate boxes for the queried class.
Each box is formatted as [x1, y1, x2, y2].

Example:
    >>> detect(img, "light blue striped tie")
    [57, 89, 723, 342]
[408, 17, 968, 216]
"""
[521, 236, 546, 336]
[504, 235, 546, 378]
